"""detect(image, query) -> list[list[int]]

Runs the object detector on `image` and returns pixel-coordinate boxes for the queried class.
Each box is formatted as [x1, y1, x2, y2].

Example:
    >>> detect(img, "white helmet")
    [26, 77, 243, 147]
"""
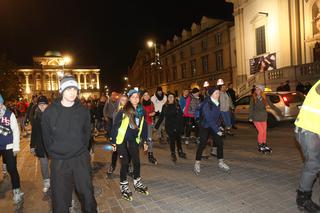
[216, 79, 224, 86]
[203, 81, 209, 87]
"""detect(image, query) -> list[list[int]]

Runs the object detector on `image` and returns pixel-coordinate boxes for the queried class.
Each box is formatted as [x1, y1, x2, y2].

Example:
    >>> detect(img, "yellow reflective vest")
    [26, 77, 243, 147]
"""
[295, 80, 320, 135]
[115, 114, 144, 144]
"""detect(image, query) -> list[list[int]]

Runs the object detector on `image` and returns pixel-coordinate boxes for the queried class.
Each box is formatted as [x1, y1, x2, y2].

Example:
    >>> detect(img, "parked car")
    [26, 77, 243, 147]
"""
[234, 91, 305, 127]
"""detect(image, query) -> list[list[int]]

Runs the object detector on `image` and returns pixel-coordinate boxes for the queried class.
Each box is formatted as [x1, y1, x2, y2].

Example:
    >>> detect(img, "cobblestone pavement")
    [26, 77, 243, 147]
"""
[1, 122, 319, 212]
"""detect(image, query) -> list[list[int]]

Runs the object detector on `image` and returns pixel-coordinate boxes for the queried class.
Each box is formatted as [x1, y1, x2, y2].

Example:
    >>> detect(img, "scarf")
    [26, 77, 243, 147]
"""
[142, 99, 152, 106]
[155, 93, 164, 101]
[0, 105, 6, 119]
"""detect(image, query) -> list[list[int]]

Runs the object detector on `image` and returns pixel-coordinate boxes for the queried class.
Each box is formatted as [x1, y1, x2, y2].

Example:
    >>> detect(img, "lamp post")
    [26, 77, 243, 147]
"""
[147, 40, 162, 87]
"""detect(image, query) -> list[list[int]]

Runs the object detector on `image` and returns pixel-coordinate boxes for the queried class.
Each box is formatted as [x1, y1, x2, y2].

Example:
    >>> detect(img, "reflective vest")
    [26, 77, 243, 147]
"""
[116, 114, 144, 144]
[295, 80, 320, 135]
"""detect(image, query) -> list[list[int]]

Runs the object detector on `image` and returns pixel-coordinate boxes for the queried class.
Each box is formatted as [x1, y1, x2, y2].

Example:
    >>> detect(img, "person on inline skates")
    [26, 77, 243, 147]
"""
[111, 89, 149, 201]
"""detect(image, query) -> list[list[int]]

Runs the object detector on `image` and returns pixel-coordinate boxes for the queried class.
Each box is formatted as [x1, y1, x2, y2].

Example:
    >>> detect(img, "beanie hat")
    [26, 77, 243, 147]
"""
[37, 95, 49, 105]
[156, 87, 163, 92]
[0, 94, 4, 104]
[59, 75, 79, 94]
[256, 84, 265, 92]
[191, 87, 200, 94]
[128, 89, 140, 97]
[216, 79, 224, 86]
[208, 86, 219, 96]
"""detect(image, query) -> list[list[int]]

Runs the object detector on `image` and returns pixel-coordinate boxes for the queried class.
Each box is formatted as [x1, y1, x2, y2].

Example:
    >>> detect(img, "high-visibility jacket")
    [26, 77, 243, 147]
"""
[295, 80, 320, 135]
[116, 114, 144, 144]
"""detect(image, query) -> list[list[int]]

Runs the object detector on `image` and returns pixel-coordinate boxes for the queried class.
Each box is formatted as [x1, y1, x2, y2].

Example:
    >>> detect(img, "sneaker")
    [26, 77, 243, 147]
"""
[13, 188, 24, 204]
[218, 159, 230, 172]
[194, 161, 201, 175]
[210, 147, 217, 157]
[43, 179, 50, 193]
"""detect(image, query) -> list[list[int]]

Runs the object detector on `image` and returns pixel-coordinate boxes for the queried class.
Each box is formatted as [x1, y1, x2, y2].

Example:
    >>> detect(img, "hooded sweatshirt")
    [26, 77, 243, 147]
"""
[41, 98, 91, 159]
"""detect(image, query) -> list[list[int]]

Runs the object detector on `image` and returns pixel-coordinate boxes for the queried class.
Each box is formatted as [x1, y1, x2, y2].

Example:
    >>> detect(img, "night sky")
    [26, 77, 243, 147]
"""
[0, 0, 233, 91]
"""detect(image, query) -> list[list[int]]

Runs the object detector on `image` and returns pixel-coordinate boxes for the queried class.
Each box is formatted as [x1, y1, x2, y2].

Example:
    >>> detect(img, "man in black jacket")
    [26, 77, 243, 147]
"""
[41, 75, 97, 213]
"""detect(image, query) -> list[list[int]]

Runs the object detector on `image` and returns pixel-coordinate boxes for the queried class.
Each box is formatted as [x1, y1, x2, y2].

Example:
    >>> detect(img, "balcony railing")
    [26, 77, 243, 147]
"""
[238, 62, 320, 96]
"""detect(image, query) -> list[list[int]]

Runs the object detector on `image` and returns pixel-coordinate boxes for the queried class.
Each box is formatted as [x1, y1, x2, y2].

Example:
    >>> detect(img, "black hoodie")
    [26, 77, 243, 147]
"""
[41, 98, 91, 159]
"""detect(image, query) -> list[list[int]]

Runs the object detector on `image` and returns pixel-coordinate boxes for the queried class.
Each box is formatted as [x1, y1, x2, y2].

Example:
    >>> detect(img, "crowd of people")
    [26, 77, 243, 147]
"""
[1, 75, 319, 213]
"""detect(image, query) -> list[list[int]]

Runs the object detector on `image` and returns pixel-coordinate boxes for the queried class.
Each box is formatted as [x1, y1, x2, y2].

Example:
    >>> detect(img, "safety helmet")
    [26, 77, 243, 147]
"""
[216, 79, 224, 86]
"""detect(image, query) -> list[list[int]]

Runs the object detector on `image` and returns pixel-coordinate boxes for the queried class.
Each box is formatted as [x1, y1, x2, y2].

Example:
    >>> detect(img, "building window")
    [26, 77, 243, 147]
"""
[190, 60, 196, 76]
[216, 32, 222, 45]
[165, 58, 168, 66]
[216, 50, 223, 71]
[172, 66, 177, 81]
[180, 50, 185, 60]
[202, 55, 209, 73]
[181, 63, 187, 78]
[256, 25, 266, 55]
[201, 39, 208, 51]
[160, 71, 163, 83]
[165, 69, 169, 82]
[171, 54, 176, 64]
[190, 46, 195, 56]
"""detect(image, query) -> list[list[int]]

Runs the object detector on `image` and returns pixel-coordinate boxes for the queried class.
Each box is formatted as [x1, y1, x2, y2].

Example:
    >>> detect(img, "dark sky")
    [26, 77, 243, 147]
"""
[0, 0, 233, 91]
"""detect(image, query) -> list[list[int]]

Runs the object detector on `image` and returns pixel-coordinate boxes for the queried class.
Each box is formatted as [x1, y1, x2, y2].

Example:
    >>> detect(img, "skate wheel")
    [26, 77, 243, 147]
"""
[122, 196, 133, 201]
[144, 191, 149, 195]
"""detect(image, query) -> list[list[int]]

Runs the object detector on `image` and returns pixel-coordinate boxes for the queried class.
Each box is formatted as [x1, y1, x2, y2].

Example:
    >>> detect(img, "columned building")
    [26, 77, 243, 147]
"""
[227, 0, 320, 94]
[17, 51, 100, 100]
[129, 16, 235, 95]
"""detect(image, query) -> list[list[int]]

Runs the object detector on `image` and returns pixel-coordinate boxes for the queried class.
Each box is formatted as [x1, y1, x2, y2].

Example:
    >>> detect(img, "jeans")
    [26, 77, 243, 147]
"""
[147, 124, 153, 152]
[39, 157, 50, 180]
[295, 128, 320, 192]
[220, 111, 232, 128]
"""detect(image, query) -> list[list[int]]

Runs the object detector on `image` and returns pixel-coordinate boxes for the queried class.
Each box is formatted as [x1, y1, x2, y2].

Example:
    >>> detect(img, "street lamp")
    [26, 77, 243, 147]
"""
[63, 56, 72, 65]
[124, 76, 128, 81]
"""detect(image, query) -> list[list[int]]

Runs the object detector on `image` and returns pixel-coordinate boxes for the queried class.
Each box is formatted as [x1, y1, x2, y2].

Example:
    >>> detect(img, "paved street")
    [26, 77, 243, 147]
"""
[1, 121, 319, 213]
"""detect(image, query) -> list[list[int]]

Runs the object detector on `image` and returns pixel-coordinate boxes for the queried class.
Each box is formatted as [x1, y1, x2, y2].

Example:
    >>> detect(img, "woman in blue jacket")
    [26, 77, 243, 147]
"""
[194, 87, 230, 175]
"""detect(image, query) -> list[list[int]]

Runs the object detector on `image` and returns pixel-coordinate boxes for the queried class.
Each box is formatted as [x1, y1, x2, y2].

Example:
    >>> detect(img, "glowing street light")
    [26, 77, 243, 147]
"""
[124, 76, 128, 81]
[63, 55, 72, 65]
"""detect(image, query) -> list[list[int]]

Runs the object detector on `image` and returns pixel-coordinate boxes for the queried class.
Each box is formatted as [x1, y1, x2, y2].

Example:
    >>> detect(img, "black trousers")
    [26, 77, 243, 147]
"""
[110, 151, 118, 168]
[51, 151, 97, 213]
[168, 131, 182, 154]
[0, 149, 20, 189]
[196, 127, 224, 161]
[117, 140, 140, 182]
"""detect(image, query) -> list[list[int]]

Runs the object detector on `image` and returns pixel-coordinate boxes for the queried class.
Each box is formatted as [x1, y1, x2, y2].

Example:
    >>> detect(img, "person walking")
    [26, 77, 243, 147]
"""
[193, 87, 230, 175]
[249, 84, 272, 153]
[155, 93, 186, 162]
[0, 94, 24, 205]
[141, 90, 157, 164]
[41, 76, 97, 213]
[111, 89, 149, 201]
[179, 89, 189, 140]
[294, 79, 320, 212]
[30, 95, 51, 194]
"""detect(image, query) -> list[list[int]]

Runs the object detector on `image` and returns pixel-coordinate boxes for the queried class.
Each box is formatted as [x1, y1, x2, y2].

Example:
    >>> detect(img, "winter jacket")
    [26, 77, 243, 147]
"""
[0, 107, 20, 151]
[219, 92, 234, 112]
[151, 94, 167, 114]
[30, 107, 47, 158]
[249, 96, 268, 122]
[103, 99, 119, 119]
[155, 103, 183, 134]
[111, 109, 147, 145]
[179, 96, 187, 113]
[184, 94, 200, 117]
[201, 98, 222, 134]
[41, 98, 91, 159]
[142, 103, 155, 125]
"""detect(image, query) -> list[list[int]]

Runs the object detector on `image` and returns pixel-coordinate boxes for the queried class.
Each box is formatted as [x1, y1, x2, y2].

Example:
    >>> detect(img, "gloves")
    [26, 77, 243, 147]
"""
[217, 131, 223, 136]
[111, 144, 117, 152]
[30, 148, 36, 155]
